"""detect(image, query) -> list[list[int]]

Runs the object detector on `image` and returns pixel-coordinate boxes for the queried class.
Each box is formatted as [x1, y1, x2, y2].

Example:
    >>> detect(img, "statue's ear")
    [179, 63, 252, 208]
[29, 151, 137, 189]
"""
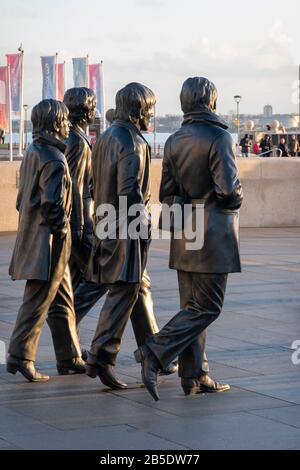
[53, 123, 60, 133]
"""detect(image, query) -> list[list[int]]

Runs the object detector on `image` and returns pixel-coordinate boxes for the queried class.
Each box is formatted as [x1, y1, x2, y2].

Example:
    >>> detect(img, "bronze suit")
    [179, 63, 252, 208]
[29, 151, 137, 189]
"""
[48, 124, 107, 325]
[146, 111, 243, 376]
[9, 133, 81, 362]
[53, 124, 159, 350]
[89, 120, 158, 365]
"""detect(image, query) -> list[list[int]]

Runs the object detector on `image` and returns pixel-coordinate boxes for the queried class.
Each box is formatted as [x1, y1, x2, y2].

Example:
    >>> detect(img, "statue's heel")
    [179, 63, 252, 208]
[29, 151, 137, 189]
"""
[56, 365, 70, 375]
[6, 363, 18, 375]
[181, 378, 199, 396]
[134, 348, 143, 363]
[86, 364, 98, 378]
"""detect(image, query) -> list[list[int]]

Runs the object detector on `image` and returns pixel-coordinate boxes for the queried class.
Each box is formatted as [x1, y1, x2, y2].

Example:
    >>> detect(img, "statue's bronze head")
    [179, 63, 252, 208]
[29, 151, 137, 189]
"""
[180, 77, 218, 114]
[63, 87, 97, 126]
[115, 82, 156, 131]
[31, 99, 69, 140]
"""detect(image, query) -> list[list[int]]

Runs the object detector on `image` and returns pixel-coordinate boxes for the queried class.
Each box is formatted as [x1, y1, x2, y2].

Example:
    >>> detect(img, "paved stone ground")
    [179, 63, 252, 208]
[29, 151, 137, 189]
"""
[0, 228, 299, 450]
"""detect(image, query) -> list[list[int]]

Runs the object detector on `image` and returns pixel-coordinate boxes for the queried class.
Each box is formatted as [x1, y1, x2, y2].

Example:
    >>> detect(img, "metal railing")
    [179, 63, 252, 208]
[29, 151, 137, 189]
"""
[258, 148, 283, 158]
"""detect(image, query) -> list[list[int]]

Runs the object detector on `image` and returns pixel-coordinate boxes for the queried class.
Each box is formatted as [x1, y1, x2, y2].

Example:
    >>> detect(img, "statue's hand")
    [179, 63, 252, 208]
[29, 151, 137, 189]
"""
[71, 227, 83, 245]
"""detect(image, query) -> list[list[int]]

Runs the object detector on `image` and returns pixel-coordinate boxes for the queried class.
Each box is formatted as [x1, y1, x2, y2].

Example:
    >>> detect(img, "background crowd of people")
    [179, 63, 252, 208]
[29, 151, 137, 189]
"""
[239, 133, 300, 157]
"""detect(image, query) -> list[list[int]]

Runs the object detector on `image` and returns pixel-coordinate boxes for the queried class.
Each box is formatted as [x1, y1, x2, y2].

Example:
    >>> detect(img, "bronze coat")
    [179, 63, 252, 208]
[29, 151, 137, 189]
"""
[65, 125, 94, 274]
[9, 133, 72, 281]
[159, 111, 243, 274]
[91, 120, 151, 284]
[65, 124, 93, 234]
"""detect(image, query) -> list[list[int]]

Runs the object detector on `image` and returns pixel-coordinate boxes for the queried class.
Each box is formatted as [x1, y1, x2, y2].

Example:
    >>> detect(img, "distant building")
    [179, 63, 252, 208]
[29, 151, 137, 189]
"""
[263, 105, 273, 117]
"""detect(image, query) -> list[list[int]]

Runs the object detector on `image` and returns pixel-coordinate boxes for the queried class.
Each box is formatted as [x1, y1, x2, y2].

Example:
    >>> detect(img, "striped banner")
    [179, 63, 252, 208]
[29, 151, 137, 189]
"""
[6, 53, 22, 113]
[89, 62, 105, 124]
[72, 57, 88, 87]
[0, 66, 9, 132]
[57, 63, 65, 101]
[41, 56, 56, 99]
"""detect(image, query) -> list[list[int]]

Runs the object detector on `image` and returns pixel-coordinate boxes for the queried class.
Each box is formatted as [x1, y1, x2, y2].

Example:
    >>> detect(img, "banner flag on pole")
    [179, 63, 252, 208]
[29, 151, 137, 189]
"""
[0, 66, 9, 132]
[73, 57, 88, 87]
[100, 61, 105, 130]
[41, 56, 56, 99]
[6, 53, 21, 113]
[57, 63, 65, 101]
[89, 62, 105, 124]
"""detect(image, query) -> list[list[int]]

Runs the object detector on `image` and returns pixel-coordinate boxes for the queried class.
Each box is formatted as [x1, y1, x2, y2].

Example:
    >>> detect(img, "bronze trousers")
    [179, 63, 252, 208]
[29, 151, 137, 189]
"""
[89, 270, 159, 365]
[9, 236, 81, 362]
[146, 271, 228, 377]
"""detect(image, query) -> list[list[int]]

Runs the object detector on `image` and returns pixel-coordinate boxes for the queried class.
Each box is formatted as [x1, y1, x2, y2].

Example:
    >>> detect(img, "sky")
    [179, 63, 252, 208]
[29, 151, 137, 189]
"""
[1, 0, 300, 116]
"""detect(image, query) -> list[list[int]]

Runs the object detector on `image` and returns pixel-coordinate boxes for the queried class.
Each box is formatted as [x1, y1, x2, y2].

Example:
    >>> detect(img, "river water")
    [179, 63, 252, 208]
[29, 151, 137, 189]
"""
[6, 131, 238, 147]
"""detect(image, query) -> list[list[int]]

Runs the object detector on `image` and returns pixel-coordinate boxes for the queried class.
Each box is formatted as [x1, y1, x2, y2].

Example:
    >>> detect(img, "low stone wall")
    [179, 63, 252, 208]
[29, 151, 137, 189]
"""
[0, 162, 20, 232]
[151, 158, 300, 227]
[0, 158, 300, 232]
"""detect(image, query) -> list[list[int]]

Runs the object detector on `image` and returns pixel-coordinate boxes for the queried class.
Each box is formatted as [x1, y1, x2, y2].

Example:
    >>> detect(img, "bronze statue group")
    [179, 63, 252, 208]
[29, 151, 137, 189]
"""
[6, 77, 243, 401]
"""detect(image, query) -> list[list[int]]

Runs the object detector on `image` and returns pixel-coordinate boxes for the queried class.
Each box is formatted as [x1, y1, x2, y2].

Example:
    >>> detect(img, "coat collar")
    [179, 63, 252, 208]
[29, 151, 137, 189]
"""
[71, 124, 92, 149]
[32, 131, 66, 153]
[182, 110, 228, 130]
[113, 120, 150, 146]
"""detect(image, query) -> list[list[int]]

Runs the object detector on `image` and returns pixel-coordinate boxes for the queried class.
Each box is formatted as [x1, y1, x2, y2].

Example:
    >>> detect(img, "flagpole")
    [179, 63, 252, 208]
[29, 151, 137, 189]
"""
[100, 60, 106, 132]
[86, 54, 89, 87]
[55, 52, 58, 99]
[63, 61, 66, 98]
[17, 46, 24, 157]
[153, 104, 156, 158]
[298, 65, 300, 156]
[86, 55, 89, 135]
[7, 65, 13, 162]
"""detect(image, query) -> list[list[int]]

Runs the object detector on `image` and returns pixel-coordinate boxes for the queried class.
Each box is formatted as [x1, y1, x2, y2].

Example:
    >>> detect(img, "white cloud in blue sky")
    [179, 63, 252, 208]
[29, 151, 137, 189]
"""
[0, 0, 299, 115]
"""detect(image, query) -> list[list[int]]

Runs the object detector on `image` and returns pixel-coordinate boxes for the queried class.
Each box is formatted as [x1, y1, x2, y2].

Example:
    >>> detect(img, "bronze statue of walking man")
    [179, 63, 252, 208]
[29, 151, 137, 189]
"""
[135, 77, 243, 400]
[86, 82, 177, 390]
[7, 99, 84, 381]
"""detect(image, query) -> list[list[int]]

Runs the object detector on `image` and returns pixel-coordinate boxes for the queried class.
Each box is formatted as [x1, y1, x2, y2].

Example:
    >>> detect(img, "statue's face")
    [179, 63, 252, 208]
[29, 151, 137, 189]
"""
[87, 99, 97, 125]
[58, 114, 70, 140]
[139, 105, 154, 131]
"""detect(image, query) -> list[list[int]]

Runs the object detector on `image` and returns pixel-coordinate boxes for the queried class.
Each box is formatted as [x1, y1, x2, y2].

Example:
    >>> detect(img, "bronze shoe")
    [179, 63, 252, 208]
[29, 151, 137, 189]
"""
[181, 378, 199, 396]
[86, 355, 127, 390]
[159, 360, 178, 376]
[56, 357, 86, 375]
[6, 355, 50, 382]
[134, 346, 160, 401]
[199, 374, 230, 393]
[81, 349, 88, 362]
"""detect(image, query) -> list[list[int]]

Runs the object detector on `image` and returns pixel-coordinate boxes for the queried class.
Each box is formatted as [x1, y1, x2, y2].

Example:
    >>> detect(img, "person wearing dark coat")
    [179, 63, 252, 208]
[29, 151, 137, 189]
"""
[260, 134, 272, 156]
[239, 134, 251, 158]
[134, 77, 243, 401]
[85, 82, 165, 390]
[7, 99, 84, 382]
[278, 138, 289, 157]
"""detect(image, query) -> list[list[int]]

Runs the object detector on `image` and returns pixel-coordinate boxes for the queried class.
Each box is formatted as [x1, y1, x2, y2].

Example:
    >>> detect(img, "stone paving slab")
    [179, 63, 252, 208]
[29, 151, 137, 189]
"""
[0, 228, 299, 450]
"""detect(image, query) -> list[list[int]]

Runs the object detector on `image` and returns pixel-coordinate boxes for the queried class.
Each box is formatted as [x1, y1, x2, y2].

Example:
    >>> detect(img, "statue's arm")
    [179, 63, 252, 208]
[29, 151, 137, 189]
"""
[117, 151, 143, 206]
[65, 139, 85, 235]
[210, 131, 243, 210]
[159, 137, 179, 203]
[39, 160, 69, 238]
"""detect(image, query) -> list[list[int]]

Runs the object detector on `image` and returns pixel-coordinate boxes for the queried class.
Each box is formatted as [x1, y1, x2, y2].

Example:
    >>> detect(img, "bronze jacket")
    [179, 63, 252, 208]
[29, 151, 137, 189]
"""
[65, 125, 93, 273]
[65, 124, 93, 234]
[91, 120, 151, 284]
[9, 133, 72, 281]
[159, 111, 243, 274]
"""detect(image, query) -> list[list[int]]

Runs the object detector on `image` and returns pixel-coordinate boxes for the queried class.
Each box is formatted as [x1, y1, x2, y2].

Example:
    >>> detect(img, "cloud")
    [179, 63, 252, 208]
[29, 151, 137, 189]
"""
[134, 0, 165, 6]
[255, 20, 295, 71]
[101, 20, 298, 114]
[109, 31, 142, 43]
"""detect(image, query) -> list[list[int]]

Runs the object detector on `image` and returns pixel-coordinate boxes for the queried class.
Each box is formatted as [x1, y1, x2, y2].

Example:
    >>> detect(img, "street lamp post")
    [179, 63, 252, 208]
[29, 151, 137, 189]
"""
[23, 104, 29, 149]
[234, 95, 242, 153]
